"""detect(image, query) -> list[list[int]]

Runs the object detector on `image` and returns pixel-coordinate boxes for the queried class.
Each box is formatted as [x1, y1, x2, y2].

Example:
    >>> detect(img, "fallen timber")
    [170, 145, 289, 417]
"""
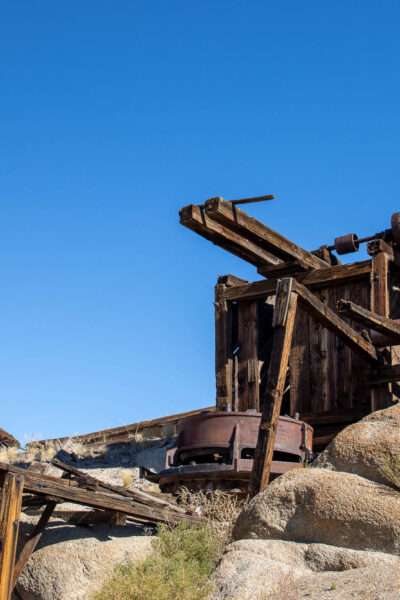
[0, 461, 201, 598]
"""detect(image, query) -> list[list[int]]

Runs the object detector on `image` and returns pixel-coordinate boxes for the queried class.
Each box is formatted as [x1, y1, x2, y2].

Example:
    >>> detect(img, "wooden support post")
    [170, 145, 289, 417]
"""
[370, 250, 392, 409]
[12, 501, 56, 587]
[0, 473, 24, 600]
[215, 283, 233, 410]
[250, 278, 298, 495]
[237, 301, 260, 411]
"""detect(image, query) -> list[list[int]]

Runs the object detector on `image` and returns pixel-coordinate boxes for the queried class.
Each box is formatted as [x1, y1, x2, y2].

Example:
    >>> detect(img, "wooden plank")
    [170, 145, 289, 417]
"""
[289, 303, 311, 416]
[0, 473, 24, 600]
[370, 252, 392, 409]
[204, 198, 327, 270]
[180, 204, 282, 267]
[337, 299, 400, 342]
[250, 279, 298, 495]
[254, 260, 305, 279]
[215, 283, 233, 410]
[370, 364, 400, 385]
[51, 458, 185, 512]
[217, 274, 248, 287]
[0, 463, 200, 527]
[223, 261, 372, 302]
[292, 280, 378, 363]
[12, 501, 56, 586]
[237, 301, 259, 411]
[31, 406, 216, 448]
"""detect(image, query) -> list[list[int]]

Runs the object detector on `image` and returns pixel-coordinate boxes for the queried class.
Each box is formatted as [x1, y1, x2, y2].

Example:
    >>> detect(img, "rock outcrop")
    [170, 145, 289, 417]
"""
[213, 405, 400, 599]
[210, 539, 400, 600]
[16, 522, 152, 600]
[314, 403, 400, 487]
[233, 468, 400, 553]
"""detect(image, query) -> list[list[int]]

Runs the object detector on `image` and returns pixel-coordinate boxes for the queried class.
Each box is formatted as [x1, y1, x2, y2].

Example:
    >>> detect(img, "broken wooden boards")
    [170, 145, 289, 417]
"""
[0, 460, 201, 596]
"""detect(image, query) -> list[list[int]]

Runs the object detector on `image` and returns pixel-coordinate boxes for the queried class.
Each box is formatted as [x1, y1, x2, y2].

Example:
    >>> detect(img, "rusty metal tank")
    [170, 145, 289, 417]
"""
[158, 411, 313, 493]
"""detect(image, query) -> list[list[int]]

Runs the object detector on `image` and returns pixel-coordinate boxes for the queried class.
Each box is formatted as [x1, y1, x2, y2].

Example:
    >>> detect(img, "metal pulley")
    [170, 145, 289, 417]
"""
[334, 233, 360, 255]
[327, 211, 400, 256]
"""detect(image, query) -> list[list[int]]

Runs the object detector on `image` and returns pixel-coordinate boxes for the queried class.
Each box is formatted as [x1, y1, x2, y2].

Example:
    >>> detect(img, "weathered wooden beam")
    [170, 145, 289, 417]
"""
[217, 274, 248, 287]
[370, 364, 400, 385]
[367, 238, 394, 260]
[337, 299, 400, 342]
[292, 280, 378, 363]
[370, 251, 392, 409]
[258, 260, 306, 279]
[0, 463, 200, 527]
[250, 279, 298, 495]
[204, 198, 328, 270]
[51, 458, 184, 512]
[224, 261, 372, 302]
[12, 501, 56, 587]
[0, 473, 24, 600]
[180, 204, 281, 267]
[215, 283, 233, 410]
[237, 301, 260, 411]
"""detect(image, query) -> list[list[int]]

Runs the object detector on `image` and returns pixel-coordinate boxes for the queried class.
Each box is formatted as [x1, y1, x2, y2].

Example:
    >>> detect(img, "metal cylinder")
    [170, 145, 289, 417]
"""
[334, 233, 359, 255]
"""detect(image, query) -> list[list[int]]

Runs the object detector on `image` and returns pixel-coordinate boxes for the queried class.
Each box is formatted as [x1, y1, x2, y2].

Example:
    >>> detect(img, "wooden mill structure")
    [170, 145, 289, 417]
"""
[180, 196, 400, 493]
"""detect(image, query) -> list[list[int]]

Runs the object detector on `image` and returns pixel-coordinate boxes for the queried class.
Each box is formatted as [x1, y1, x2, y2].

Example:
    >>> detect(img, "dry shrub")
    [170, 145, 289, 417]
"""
[177, 488, 247, 548]
[93, 522, 220, 600]
[93, 489, 247, 600]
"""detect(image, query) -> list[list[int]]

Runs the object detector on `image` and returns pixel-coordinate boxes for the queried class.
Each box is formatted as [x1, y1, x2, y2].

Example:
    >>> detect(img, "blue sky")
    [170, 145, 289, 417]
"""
[1, 1, 399, 442]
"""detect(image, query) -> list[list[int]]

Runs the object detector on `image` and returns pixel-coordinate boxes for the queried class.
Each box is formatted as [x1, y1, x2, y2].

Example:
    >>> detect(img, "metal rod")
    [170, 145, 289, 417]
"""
[228, 194, 275, 206]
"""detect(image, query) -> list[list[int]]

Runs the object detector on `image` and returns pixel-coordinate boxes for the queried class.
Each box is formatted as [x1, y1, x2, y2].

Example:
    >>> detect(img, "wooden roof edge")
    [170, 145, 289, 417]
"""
[27, 406, 216, 448]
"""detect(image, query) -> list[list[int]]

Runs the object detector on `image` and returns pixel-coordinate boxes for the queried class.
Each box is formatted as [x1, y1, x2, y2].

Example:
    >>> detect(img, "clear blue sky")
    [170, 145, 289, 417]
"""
[1, 2, 399, 442]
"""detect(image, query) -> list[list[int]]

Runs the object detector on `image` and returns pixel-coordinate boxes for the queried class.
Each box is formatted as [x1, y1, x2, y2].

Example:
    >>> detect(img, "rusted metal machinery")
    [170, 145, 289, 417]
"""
[179, 195, 400, 495]
[158, 411, 312, 493]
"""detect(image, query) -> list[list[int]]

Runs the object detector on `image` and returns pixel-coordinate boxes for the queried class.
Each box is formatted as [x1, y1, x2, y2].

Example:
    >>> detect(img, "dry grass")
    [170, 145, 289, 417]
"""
[93, 522, 220, 600]
[177, 488, 247, 548]
[120, 469, 134, 488]
[93, 489, 247, 600]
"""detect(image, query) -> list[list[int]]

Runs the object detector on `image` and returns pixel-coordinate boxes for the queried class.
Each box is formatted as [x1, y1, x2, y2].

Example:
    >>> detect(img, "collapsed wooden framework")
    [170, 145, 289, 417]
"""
[0, 460, 199, 599]
[180, 197, 400, 494]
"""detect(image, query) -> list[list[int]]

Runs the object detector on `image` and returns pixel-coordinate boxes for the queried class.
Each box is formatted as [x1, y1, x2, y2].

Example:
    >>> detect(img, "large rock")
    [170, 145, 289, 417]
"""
[314, 403, 400, 487]
[16, 522, 152, 600]
[233, 468, 400, 554]
[210, 539, 400, 600]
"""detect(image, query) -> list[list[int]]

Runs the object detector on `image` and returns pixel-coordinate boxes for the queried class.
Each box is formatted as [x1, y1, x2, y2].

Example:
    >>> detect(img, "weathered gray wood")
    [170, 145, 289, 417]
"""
[250, 279, 298, 495]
